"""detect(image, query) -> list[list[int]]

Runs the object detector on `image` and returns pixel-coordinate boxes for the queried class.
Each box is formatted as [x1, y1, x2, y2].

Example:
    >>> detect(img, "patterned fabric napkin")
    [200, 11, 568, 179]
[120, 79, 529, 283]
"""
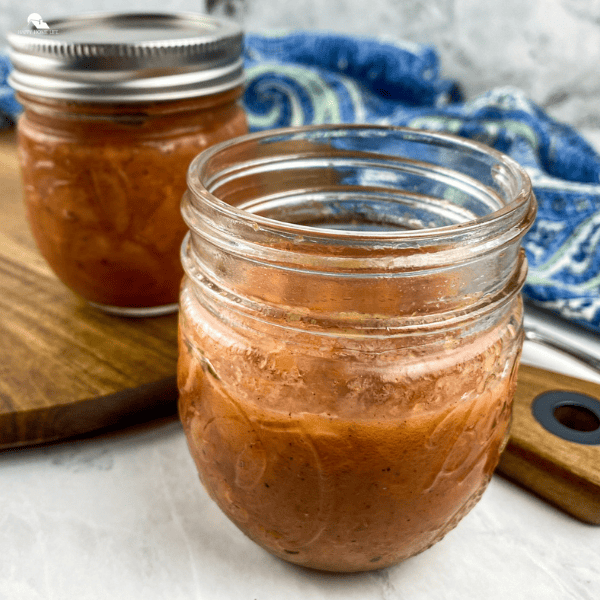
[3, 32, 600, 333]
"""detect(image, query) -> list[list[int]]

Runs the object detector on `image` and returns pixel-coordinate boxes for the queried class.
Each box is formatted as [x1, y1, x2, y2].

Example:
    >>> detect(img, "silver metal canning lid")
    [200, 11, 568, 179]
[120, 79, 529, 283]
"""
[8, 12, 244, 102]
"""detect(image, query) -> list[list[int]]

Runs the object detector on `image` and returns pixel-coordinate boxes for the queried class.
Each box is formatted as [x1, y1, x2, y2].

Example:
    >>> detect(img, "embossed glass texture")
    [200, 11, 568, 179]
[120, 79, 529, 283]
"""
[16, 90, 247, 316]
[178, 125, 537, 572]
[11, 13, 247, 316]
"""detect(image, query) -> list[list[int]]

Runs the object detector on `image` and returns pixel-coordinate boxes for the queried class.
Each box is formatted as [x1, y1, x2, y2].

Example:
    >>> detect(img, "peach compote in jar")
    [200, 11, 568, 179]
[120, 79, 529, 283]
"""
[9, 13, 247, 315]
[178, 125, 537, 572]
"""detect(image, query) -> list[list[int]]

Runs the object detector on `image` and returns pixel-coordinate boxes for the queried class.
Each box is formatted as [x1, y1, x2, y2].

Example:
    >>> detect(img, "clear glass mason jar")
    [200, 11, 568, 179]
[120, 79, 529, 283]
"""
[9, 13, 248, 315]
[178, 125, 537, 572]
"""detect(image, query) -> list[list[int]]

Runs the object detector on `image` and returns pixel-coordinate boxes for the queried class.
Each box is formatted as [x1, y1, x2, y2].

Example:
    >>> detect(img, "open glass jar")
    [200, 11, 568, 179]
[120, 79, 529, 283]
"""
[9, 13, 248, 315]
[178, 125, 537, 572]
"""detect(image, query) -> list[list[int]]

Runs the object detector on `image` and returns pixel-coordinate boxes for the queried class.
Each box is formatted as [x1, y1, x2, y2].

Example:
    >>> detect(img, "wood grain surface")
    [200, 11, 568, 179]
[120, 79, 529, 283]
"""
[498, 363, 600, 524]
[0, 128, 179, 449]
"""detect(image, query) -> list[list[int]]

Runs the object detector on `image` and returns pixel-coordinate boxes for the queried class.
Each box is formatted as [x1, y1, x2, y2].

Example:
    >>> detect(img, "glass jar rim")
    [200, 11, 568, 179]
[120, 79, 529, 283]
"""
[185, 124, 536, 250]
[182, 124, 536, 335]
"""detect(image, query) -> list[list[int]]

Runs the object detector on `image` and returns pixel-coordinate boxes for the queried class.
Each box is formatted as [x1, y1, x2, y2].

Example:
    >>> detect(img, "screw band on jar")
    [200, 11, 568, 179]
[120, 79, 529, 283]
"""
[8, 13, 244, 102]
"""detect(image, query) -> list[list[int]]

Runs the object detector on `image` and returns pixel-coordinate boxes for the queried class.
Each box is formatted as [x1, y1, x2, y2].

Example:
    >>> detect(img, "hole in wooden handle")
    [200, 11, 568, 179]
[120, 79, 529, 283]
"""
[532, 391, 600, 445]
[553, 404, 600, 433]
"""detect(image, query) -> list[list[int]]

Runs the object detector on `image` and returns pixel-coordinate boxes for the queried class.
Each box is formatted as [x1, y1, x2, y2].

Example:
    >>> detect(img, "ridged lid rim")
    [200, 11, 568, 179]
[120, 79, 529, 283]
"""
[8, 12, 245, 102]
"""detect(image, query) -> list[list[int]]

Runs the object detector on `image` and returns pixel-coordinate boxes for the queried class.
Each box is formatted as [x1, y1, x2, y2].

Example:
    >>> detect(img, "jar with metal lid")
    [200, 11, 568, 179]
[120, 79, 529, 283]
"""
[8, 12, 248, 315]
[178, 125, 537, 572]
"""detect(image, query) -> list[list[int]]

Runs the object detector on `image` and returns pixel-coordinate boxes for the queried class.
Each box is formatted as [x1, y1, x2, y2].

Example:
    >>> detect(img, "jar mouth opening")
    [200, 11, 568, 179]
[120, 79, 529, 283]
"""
[185, 124, 535, 248]
[182, 125, 536, 333]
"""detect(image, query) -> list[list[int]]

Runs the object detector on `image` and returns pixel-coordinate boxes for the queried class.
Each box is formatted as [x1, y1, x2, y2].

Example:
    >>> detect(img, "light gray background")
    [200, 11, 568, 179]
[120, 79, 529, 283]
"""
[3, 1, 600, 135]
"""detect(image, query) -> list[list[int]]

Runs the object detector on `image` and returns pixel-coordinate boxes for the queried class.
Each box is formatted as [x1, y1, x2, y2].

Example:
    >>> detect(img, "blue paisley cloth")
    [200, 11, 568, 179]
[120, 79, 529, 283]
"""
[3, 32, 600, 333]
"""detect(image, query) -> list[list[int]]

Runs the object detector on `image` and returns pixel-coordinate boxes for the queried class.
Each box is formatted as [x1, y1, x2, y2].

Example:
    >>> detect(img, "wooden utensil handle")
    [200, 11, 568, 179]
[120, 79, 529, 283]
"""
[498, 363, 600, 524]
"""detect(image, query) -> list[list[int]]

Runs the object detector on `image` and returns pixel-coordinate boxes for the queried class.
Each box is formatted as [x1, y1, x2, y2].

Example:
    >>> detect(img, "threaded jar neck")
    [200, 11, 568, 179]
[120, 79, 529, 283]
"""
[181, 125, 536, 335]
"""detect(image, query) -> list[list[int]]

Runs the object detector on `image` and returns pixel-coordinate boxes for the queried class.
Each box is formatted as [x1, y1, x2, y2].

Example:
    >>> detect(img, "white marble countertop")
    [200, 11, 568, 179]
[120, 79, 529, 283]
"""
[1, 336, 599, 600]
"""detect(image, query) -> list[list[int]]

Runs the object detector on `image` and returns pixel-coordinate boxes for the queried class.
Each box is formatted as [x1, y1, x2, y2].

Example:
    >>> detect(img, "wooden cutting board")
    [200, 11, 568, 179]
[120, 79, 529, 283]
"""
[1, 128, 598, 525]
[0, 128, 179, 449]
